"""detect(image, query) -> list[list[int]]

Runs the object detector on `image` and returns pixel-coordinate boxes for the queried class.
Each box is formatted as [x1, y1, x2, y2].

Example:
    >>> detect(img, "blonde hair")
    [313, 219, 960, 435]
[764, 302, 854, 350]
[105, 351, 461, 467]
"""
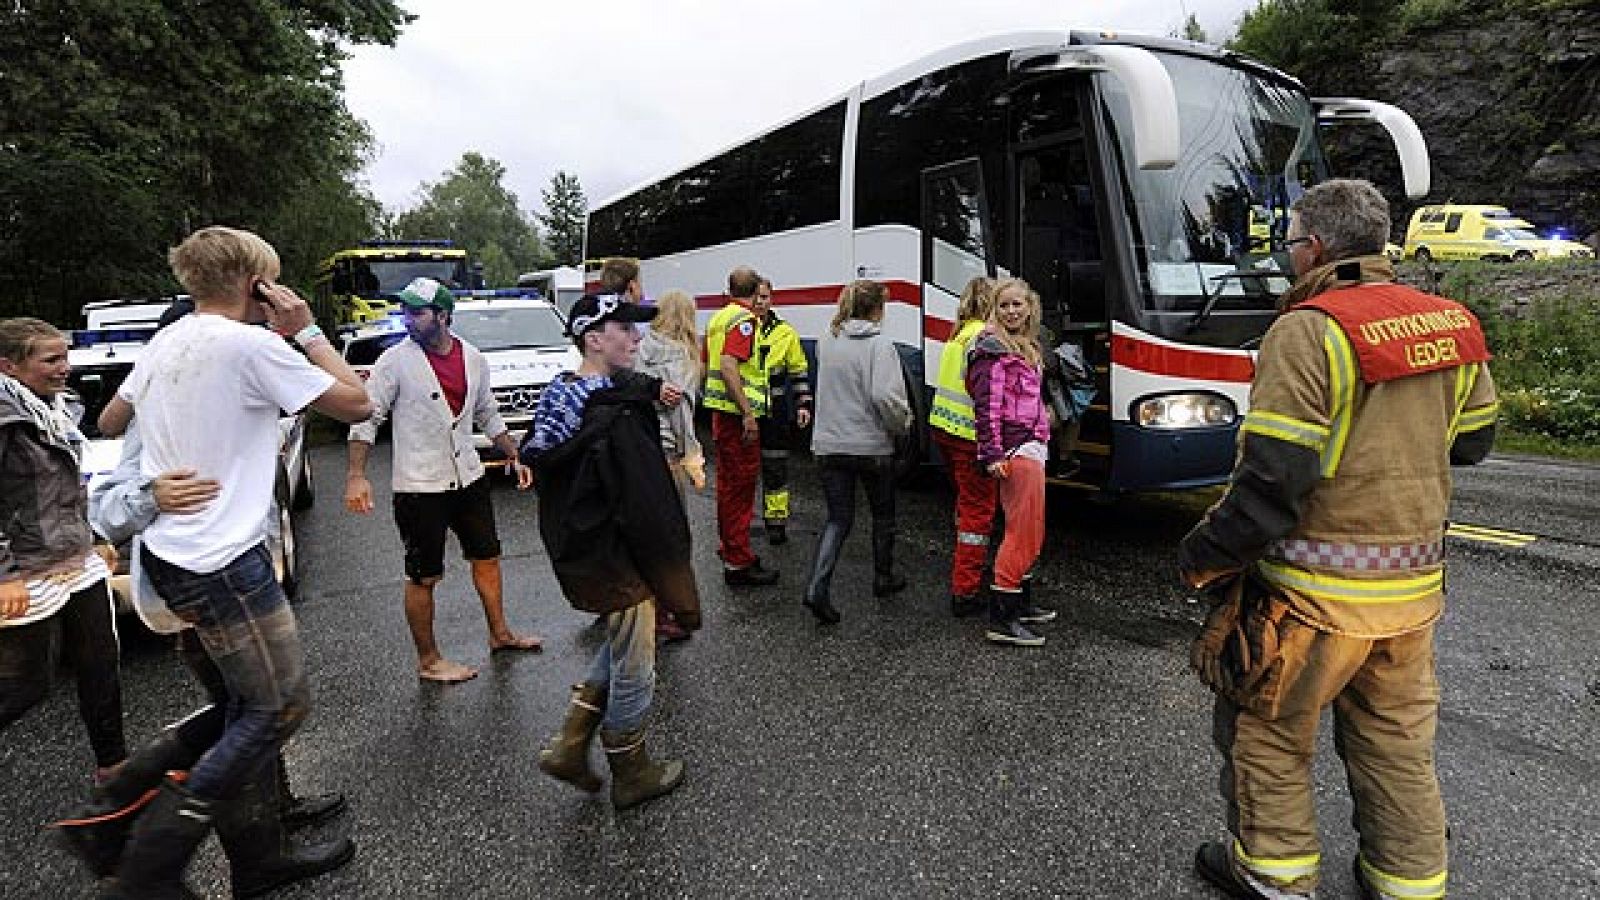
[829, 280, 887, 336]
[986, 278, 1043, 367]
[957, 276, 995, 323]
[168, 226, 279, 302]
[0, 317, 65, 364]
[652, 290, 702, 384]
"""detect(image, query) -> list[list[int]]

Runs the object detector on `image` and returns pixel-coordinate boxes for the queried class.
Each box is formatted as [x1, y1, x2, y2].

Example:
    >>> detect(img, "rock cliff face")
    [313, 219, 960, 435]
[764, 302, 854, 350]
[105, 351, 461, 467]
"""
[1315, 4, 1600, 244]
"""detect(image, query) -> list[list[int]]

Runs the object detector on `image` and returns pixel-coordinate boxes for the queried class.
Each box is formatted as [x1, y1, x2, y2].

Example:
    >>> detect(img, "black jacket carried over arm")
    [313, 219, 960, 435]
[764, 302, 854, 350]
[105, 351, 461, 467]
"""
[521, 370, 701, 627]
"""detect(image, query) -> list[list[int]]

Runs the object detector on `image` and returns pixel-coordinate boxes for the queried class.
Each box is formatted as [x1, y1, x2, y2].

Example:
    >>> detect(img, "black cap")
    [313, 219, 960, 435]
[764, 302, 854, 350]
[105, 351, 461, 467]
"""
[566, 293, 658, 338]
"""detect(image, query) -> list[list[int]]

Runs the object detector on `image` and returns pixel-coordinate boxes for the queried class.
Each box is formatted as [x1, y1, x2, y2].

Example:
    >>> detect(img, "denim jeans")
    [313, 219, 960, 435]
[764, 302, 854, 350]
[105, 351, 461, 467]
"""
[805, 454, 896, 604]
[141, 543, 309, 802]
[585, 599, 656, 734]
[0, 580, 127, 767]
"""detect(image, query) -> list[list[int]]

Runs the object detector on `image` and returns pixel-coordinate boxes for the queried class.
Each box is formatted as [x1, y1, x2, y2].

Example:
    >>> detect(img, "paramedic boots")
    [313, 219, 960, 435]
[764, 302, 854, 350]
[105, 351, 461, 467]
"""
[601, 727, 685, 811]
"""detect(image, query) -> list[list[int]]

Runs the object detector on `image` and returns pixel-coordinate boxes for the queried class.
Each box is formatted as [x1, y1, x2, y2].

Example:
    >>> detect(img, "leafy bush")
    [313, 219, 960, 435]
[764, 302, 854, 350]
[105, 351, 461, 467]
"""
[1443, 264, 1600, 446]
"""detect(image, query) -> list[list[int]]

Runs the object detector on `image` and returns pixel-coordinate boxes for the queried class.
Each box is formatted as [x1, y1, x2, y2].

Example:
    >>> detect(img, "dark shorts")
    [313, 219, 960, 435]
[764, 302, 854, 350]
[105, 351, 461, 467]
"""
[393, 476, 502, 583]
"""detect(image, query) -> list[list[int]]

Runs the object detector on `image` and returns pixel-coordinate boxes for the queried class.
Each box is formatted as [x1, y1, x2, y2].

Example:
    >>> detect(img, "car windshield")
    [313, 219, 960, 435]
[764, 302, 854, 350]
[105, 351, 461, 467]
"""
[1100, 52, 1329, 314]
[345, 332, 405, 366]
[451, 306, 568, 352]
[1505, 227, 1539, 241]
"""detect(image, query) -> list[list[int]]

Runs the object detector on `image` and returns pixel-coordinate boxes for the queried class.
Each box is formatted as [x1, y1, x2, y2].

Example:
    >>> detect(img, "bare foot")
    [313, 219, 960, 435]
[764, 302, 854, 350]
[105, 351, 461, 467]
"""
[490, 632, 544, 653]
[419, 659, 479, 683]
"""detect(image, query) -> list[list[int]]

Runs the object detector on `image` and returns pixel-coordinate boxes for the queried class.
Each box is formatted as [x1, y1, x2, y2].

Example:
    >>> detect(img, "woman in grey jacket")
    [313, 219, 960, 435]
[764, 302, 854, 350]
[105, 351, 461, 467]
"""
[802, 281, 912, 624]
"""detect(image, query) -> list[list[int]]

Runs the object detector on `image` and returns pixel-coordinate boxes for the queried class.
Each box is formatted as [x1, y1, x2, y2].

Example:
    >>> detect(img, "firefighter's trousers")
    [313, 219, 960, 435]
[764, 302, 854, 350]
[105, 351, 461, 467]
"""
[933, 430, 997, 598]
[758, 417, 792, 522]
[1213, 620, 1448, 898]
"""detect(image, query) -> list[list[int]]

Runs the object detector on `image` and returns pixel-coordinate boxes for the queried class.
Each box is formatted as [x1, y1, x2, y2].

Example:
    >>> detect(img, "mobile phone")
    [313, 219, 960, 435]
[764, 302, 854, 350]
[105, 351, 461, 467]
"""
[253, 280, 272, 303]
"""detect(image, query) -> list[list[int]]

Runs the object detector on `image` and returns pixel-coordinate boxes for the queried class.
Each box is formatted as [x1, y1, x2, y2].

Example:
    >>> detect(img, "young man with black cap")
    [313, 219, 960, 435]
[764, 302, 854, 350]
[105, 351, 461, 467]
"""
[345, 277, 543, 684]
[523, 291, 701, 811]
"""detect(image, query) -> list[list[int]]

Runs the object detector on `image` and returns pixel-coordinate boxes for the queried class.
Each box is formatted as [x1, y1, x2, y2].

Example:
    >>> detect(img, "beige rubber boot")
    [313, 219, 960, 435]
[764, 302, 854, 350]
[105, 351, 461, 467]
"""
[537, 683, 606, 793]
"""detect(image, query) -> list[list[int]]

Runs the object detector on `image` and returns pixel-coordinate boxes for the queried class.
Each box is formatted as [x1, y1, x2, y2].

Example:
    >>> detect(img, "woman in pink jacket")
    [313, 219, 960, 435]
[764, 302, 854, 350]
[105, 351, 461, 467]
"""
[966, 278, 1056, 647]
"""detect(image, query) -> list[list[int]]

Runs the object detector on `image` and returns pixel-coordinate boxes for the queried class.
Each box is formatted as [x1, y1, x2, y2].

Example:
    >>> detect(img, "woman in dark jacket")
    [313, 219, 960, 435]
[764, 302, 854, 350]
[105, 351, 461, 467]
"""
[520, 292, 699, 811]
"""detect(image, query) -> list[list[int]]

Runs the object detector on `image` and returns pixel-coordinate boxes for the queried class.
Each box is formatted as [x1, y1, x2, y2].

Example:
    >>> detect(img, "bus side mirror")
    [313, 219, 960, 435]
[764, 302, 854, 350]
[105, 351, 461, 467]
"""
[1010, 45, 1179, 170]
[1315, 97, 1432, 198]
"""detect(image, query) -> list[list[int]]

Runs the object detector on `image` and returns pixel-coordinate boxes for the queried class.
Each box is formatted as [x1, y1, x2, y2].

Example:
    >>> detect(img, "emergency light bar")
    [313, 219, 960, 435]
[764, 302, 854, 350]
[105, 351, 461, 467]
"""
[358, 239, 457, 249]
[71, 327, 159, 348]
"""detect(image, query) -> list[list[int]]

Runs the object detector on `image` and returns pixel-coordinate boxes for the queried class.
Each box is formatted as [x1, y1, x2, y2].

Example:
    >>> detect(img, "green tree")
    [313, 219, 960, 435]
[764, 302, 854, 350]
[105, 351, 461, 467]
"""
[1229, 0, 1393, 93]
[536, 170, 588, 266]
[0, 1, 410, 325]
[1178, 13, 1210, 42]
[393, 152, 544, 287]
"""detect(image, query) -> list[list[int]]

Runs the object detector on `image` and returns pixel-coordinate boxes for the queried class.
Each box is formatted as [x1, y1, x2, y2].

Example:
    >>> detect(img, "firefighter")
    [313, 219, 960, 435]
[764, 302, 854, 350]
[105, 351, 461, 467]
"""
[928, 276, 997, 617]
[754, 277, 812, 546]
[705, 266, 779, 585]
[1179, 179, 1498, 900]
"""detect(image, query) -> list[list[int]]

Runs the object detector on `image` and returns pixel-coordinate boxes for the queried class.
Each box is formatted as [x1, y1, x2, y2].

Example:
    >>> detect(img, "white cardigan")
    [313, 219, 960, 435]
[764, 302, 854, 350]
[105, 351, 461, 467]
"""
[350, 336, 507, 493]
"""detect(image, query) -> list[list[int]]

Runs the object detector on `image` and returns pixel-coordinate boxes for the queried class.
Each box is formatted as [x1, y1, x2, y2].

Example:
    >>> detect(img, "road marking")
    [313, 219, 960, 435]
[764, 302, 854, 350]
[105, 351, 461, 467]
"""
[1447, 522, 1538, 548]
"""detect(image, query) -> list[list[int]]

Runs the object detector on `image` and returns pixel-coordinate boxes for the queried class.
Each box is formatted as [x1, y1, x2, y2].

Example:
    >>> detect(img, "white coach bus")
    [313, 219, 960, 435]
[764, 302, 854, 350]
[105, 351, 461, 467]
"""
[584, 29, 1430, 491]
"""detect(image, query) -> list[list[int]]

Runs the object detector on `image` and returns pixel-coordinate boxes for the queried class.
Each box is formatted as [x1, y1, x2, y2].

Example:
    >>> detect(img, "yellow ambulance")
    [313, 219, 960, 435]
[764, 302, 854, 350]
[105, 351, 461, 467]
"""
[1403, 204, 1594, 263]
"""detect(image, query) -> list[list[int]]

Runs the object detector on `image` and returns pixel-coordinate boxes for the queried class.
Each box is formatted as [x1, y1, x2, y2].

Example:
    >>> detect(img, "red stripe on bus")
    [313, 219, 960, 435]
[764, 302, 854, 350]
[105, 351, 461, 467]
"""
[1111, 334, 1255, 383]
[924, 317, 954, 342]
[692, 280, 925, 311]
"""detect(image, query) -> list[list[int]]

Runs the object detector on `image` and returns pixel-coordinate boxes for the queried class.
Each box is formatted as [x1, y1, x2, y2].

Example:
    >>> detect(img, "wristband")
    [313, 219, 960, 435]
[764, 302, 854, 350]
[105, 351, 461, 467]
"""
[292, 324, 325, 348]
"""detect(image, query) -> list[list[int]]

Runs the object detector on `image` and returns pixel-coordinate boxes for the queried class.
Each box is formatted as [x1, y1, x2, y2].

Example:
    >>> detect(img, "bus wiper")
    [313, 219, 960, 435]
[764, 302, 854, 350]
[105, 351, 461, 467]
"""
[1187, 268, 1287, 333]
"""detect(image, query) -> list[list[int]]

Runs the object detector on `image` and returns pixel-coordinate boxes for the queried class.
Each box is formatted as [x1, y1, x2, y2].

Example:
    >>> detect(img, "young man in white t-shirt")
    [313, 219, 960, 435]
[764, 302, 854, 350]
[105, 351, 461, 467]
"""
[95, 226, 371, 898]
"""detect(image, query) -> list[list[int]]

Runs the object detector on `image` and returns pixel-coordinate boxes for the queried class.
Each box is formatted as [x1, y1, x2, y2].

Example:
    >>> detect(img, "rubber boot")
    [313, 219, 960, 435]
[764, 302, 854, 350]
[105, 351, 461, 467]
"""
[802, 523, 846, 623]
[216, 764, 355, 899]
[601, 728, 685, 811]
[984, 587, 1044, 647]
[1016, 576, 1057, 624]
[56, 707, 222, 879]
[538, 683, 608, 793]
[102, 777, 213, 900]
[870, 519, 907, 597]
[275, 755, 347, 831]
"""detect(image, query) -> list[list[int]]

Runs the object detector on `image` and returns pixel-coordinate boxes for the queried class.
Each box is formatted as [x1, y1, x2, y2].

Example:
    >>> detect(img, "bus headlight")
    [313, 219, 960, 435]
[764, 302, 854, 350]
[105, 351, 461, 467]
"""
[1134, 393, 1237, 429]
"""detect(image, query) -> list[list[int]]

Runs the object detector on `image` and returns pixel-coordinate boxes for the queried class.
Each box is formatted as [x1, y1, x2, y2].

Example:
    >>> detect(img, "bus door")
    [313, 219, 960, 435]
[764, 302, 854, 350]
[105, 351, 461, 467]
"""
[920, 157, 996, 375]
[1013, 135, 1111, 485]
[918, 158, 996, 466]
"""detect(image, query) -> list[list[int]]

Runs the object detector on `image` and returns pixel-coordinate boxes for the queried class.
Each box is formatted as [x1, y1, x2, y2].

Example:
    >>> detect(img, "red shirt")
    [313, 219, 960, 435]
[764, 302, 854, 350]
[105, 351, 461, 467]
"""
[425, 338, 468, 415]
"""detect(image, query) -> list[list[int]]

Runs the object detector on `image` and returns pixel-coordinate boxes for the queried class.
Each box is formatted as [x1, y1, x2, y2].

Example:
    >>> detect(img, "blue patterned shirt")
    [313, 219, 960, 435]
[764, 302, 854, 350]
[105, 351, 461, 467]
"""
[527, 374, 613, 452]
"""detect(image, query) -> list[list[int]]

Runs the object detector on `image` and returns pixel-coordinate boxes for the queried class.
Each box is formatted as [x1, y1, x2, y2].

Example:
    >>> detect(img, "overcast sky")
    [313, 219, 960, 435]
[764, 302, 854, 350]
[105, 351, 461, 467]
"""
[343, 0, 1256, 218]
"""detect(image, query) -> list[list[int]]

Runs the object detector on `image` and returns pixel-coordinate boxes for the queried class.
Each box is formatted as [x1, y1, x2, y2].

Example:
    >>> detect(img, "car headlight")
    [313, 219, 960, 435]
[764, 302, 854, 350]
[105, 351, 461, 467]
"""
[1133, 393, 1237, 429]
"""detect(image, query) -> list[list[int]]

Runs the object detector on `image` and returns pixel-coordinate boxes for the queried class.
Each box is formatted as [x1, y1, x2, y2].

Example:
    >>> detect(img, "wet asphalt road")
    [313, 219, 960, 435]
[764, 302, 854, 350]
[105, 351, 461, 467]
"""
[2, 442, 1597, 898]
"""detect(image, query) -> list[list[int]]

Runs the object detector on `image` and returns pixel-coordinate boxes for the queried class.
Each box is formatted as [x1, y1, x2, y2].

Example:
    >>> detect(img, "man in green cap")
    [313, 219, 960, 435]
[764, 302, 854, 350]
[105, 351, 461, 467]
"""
[345, 277, 543, 683]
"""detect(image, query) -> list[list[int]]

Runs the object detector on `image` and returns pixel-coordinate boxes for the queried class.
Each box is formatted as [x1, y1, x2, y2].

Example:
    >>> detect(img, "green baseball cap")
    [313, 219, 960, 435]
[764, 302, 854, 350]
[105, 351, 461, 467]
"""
[398, 277, 455, 313]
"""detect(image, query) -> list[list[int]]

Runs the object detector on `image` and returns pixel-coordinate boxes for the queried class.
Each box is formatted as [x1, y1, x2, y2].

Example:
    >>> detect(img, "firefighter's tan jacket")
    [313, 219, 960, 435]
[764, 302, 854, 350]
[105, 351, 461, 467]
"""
[1181, 258, 1499, 638]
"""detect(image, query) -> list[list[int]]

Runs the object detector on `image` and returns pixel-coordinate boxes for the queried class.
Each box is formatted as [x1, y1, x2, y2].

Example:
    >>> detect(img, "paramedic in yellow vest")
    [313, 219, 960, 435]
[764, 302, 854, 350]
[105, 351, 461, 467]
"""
[1179, 180, 1498, 900]
[928, 276, 996, 617]
[705, 266, 779, 586]
[753, 277, 812, 546]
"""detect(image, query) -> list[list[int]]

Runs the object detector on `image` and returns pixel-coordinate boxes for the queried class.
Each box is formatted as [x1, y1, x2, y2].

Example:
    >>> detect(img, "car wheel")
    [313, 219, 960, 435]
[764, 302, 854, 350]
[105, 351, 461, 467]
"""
[292, 452, 315, 511]
[273, 474, 301, 599]
[1512, 250, 1533, 263]
[1413, 247, 1432, 264]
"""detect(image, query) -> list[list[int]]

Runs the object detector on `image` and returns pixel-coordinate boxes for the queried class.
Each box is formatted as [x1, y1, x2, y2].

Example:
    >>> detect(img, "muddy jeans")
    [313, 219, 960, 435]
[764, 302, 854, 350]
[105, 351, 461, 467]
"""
[1213, 620, 1447, 897]
[141, 543, 310, 802]
[0, 580, 127, 767]
[586, 600, 657, 734]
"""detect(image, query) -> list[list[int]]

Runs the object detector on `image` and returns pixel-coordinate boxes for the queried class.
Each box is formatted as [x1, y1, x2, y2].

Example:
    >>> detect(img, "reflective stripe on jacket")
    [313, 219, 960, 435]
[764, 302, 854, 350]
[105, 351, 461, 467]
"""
[758, 315, 810, 414]
[703, 302, 767, 416]
[929, 319, 985, 441]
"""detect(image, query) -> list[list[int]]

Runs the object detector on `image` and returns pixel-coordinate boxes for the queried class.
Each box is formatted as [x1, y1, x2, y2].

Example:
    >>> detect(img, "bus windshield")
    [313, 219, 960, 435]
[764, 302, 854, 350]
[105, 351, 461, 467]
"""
[1101, 52, 1329, 313]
